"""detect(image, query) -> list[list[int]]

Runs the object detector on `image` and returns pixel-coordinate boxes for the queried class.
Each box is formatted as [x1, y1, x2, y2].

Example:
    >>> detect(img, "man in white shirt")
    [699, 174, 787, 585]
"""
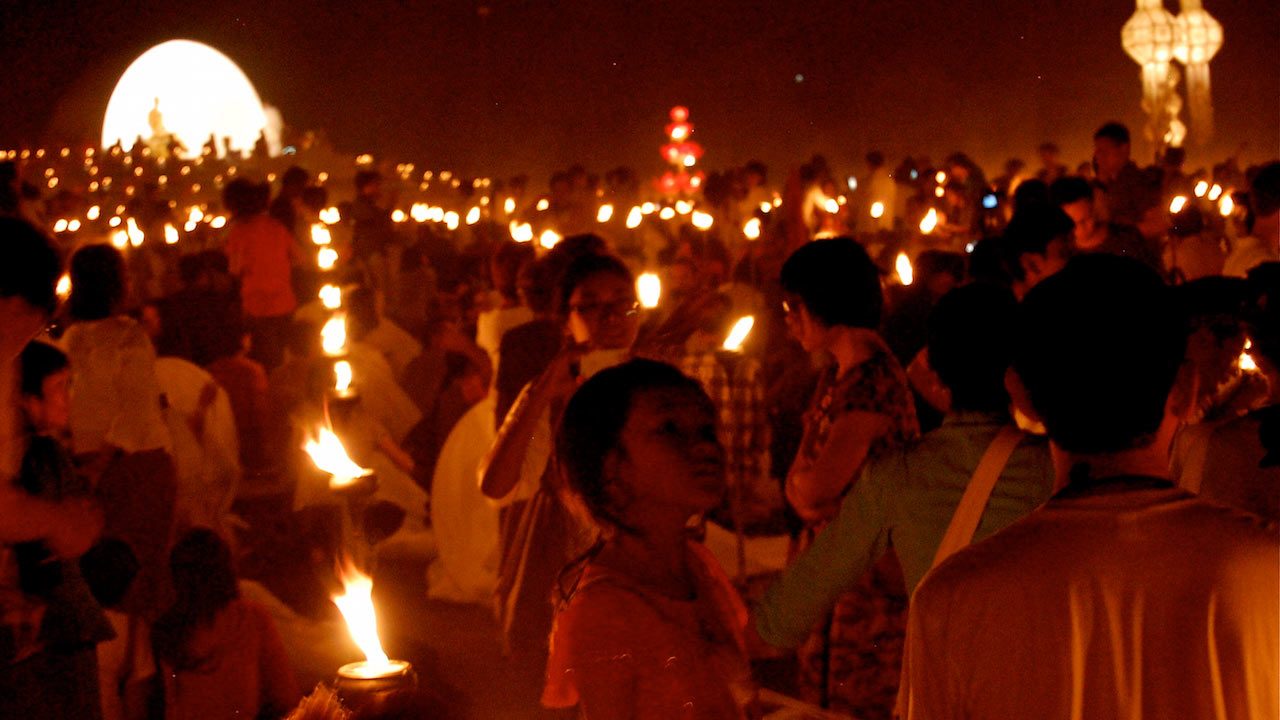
[906, 255, 1280, 719]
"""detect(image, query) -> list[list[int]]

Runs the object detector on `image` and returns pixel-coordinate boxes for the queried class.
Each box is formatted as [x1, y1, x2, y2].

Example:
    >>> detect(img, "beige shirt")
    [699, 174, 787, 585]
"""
[62, 317, 171, 455]
[907, 482, 1280, 720]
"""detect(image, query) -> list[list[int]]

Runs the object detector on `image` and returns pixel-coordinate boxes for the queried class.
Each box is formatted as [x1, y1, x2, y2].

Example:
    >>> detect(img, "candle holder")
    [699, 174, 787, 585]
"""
[333, 659, 417, 713]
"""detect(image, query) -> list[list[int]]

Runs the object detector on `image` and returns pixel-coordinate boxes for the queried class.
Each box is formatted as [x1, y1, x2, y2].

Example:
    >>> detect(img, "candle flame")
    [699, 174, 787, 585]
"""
[637, 273, 661, 309]
[188, 207, 204, 225]
[641, 202, 656, 215]
[870, 201, 886, 219]
[68, 219, 81, 232]
[111, 229, 129, 249]
[896, 252, 914, 286]
[743, 217, 761, 240]
[305, 426, 372, 488]
[625, 206, 643, 229]
[331, 555, 393, 674]
[54, 219, 68, 233]
[596, 204, 614, 223]
[320, 207, 341, 225]
[319, 284, 342, 310]
[503, 197, 516, 214]
[321, 315, 348, 356]
[1207, 184, 1223, 202]
[675, 200, 693, 215]
[391, 210, 407, 223]
[1193, 181, 1209, 198]
[311, 223, 332, 246]
[539, 229, 562, 249]
[723, 316, 755, 352]
[126, 217, 145, 247]
[164, 224, 179, 245]
[317, 247, 339, 271]
[935, 171, 947, 184]
[334, 360, 354, 393]
[536, 198, 550, 211]
[87, 205, 101, 221]
[410, 203, 429, 223]
[1219, 194, 1235, 217]
[1240, 340, 1259, 373]
[211, 216, 227, 229]
[691, 211, 714, 230]
[444, 211, 460, 231]
[822, 197, 839, 214]
[1169, 196, 1188, 214]
[56, 274, 71, 301]
[466, 206, 481, 225]
[919, 208, 938, 235]
[510, 221, 534, 243]
[659, 207, 676, 221]
[759, 201, 772, 214]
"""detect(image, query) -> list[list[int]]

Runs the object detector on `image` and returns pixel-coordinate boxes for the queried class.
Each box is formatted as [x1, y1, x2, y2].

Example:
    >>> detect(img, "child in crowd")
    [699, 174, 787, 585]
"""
[152, 528, 299, 720]
[543, 359, 754, 719]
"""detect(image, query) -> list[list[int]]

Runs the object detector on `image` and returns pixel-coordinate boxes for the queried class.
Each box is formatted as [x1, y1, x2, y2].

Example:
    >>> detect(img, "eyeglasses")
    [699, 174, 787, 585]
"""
[569, 298, 640, 320]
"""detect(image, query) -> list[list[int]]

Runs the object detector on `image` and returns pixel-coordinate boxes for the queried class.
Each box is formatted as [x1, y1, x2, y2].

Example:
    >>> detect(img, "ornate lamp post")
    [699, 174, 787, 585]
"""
[1174, 0, 1223, 145]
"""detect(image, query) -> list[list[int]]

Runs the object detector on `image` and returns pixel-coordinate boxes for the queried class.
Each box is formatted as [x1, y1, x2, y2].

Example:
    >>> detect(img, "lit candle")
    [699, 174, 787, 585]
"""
[625, 206, 643, 229]
[596, 204, 614, 223]
[743, 218, 761, 240]
[466, 206, 481, 225]
[637, 273, 661, 309]
[539, 229, 562, 249]
[870, 201, 886, 219]
[333, 360, 355, 398]
[1193, 180, 1209, 198]
[320, 284, 343, 310]
[322, 315, 348, 356]
[318, 247, 339, 271]
[896, 252, 914, 286]
[1169, 196, 1188, 213]
[164, 224, 179, 245]
[691, 211, 714, 230]
[1219, 194, 1235, 217]
[919, 208, 938, 235]
[722, 316, 755, 352]
[311, 223, 333, 246]
[304, 426, 372, 490]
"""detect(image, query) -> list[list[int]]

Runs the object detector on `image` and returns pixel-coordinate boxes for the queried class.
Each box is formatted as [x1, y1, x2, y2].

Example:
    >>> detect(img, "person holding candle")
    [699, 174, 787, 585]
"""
[778, 237, 918, 718]
[542, 359, 754, 719]
[479, 250, 639, 666]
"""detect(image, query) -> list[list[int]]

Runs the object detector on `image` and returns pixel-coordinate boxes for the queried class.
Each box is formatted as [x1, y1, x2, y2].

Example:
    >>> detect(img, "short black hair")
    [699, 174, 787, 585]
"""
[556, 358, 710, 534]
[68, 244, 127, 321]
[1013, 255, 1186, 455]
[1001, 207, 1075, 282]
[79, 538, 139, 609]
[354, 170, 382, 192]
[222, 177, 268, 218]
[556, 253, 633, 318]
[1050, 176, 1093, 206]
[927, 283, 1017, 412]
[19, 342, 68, 398]
[1250, 161, 1280, 219]
[1094, 122, 1131, 145]
[0, 218, 61, 316]
[779, 237, 882, 329]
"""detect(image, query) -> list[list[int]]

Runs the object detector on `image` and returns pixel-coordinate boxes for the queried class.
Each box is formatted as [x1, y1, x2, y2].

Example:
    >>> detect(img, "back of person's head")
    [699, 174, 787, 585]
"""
[156, 528, 240, 669]
[301, 185, 328, 213]
[519, 257, 556, 315]
[928, 283, 1017, 412]
[355, 170, 382, 194]
[0, 218, 61, 316]
[69, 244, 126, 321]
[491, 241, 535, 303]
[556, 358, 709, 535]
[1013, 255, 1185, 454]
[222, 177, 268, 218]
[281, 165, 310, 192]
[1094, 122, 1131, 146]
[19, 341, 68, 398]
[1049, 176, 1093, 207]
[555, 252, 633, 318]
[79, 538, 139, 609]
[779, 236, 881, 329]
[865, 151, 885, 169]
[1001, 206, 1075, 282]
[1010, 179, 1052, 218]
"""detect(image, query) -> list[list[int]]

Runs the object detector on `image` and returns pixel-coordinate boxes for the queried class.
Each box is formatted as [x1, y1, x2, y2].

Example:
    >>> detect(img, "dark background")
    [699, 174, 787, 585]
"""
[2, 0, 1277, 180]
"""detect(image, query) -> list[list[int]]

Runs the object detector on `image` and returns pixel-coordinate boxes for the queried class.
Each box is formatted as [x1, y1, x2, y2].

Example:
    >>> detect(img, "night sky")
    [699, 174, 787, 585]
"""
[3, 0, 1277, 180]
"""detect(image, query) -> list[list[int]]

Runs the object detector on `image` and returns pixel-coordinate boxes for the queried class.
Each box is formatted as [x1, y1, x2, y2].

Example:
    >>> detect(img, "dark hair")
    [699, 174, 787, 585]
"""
[1050, 176, 1093, 206]
[1094, 122, 1131, 145]
[1001, 207, 1075, 282]
[1012, 179, 1052, 217]
[0, 218, 61, 316]
[222, 178, 268, 218]
[492, 241, 535, 303]
[79, 538, 139, 609]
[68, 244, 126, 321]
[153, 528, 240, 671]
[1013, 255, 1186, 455]
[555, 253, 633, 318]
[280, 165, 310, 191]
[19, 342, 68, 398]
[1246, 262, 1280, 368]
[355, 170, 382, 192]
[927, 284, 1017, 412]
[556, 359, 709, 534]
[779, 237, 882, 329]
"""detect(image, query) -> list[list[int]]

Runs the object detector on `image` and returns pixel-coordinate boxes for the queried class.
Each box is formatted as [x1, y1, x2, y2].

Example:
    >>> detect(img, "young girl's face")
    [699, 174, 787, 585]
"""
[610, 385, 725, 520]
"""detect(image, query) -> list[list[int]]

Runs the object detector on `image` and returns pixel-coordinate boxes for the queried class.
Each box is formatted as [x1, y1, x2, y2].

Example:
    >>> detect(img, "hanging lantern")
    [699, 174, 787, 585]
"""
[1173, 0, 1223, 145]
[1122, 0, 1179, 149]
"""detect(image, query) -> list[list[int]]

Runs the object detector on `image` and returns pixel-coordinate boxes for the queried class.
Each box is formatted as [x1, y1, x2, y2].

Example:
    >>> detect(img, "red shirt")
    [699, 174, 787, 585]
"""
[225, 214, 298, 317]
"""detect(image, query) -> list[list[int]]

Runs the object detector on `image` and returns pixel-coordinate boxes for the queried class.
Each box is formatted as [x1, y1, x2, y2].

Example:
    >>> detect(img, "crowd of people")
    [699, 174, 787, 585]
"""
[0, 117, 1276, 719]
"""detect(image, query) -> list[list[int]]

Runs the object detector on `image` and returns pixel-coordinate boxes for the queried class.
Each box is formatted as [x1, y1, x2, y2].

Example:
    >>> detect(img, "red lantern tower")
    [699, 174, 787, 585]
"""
[656, 106, 705, 196]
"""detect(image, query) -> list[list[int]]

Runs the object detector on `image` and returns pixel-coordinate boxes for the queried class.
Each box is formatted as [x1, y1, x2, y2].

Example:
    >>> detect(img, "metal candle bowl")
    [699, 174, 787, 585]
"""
[334, 660, 416, 711]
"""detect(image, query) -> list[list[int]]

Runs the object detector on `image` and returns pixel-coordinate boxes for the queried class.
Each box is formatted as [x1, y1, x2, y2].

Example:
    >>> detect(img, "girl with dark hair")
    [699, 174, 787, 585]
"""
[479, 251, 639, 662]
[152, 528, 298, 719]
[543, 359, 753, 718]
[778, 237, 919, 717]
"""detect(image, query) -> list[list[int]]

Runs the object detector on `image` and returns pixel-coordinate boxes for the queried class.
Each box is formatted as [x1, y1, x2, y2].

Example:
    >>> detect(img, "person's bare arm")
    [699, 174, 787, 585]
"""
[478, 346, 579, 500]
[785, 410, 891, 523]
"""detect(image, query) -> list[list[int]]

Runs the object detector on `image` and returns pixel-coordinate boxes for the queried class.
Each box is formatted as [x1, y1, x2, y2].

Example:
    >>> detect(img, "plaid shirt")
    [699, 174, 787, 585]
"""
[678, 351, 770, 498]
